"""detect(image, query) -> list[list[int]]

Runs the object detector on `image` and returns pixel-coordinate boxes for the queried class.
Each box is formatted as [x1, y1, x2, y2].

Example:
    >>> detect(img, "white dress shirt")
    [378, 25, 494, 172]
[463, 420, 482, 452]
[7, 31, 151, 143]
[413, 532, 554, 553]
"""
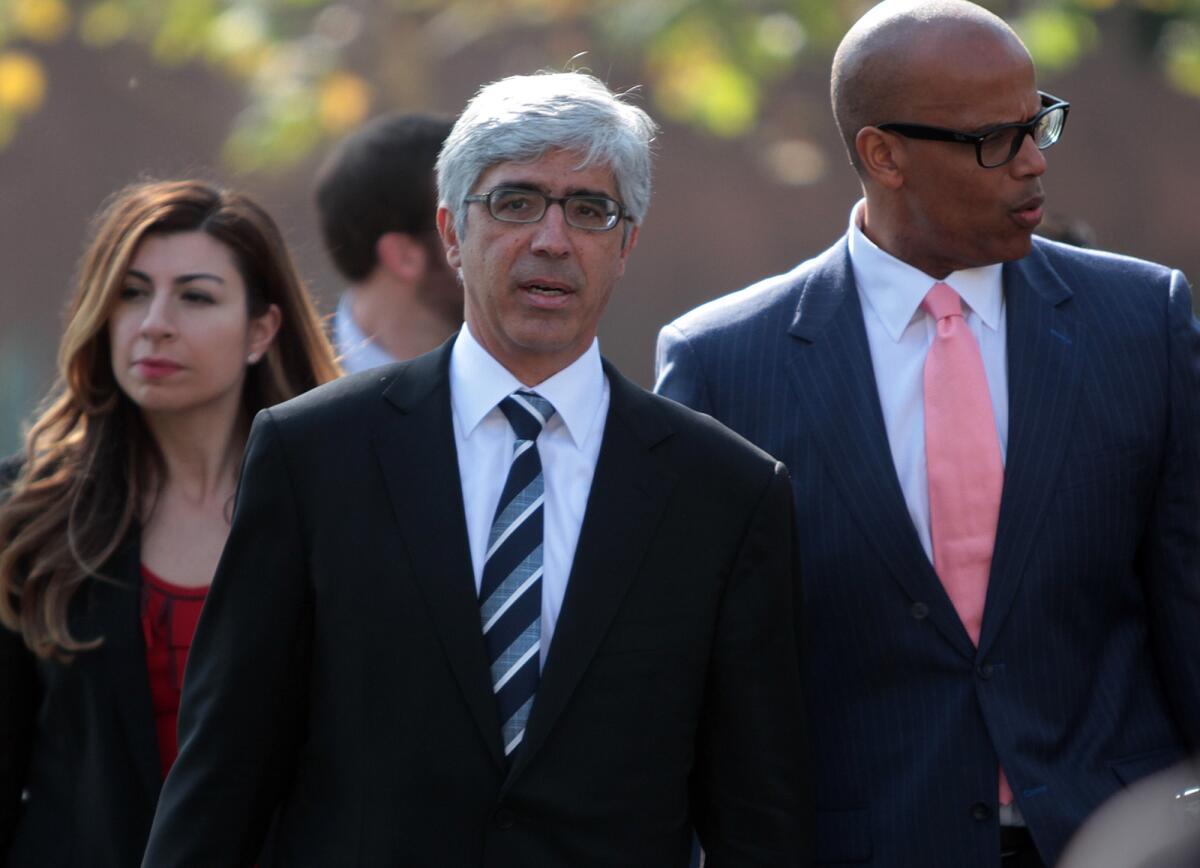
[847, 200, 1009, 563]
[449, 325, 609, 667]
[334, 292, 400, 374]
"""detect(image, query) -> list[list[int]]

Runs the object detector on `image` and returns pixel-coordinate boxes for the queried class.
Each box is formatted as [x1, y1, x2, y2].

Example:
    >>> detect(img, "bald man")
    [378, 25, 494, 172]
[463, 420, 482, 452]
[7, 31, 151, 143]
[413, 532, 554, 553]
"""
[656, 2, 1200, 866]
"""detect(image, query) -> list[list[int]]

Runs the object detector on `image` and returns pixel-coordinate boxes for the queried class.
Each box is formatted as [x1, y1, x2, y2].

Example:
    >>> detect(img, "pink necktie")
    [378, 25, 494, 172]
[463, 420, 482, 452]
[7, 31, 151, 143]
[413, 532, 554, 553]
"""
[921, 282, 1013, 806]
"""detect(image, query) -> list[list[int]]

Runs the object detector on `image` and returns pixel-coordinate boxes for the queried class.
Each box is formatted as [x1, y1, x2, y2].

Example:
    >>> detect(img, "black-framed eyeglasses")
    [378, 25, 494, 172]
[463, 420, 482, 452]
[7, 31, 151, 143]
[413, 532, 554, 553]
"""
[463, 187, 628, 232]
[878, 91, 1070, 169]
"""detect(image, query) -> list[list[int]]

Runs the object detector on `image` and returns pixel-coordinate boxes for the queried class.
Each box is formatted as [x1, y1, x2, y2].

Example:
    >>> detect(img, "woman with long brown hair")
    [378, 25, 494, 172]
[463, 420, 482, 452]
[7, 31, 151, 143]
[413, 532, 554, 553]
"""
[0, 179, 340, 866]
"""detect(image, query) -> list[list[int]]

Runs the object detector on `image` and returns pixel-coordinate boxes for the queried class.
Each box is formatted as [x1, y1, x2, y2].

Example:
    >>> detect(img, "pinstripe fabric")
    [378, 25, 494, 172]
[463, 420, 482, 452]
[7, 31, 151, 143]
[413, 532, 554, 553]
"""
[656, 236, 1200, 868]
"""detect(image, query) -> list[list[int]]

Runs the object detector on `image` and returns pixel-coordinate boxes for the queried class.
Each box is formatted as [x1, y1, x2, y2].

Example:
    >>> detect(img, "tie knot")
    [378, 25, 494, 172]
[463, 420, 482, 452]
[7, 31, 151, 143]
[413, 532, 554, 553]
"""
[922, 282, 964, 321]
[499, 390, 556, 442]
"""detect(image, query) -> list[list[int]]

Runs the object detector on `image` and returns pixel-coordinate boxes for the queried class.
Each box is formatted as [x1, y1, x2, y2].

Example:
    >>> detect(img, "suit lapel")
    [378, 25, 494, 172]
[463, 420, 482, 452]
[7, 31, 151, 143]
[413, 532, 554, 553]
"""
[979, 247, 1082, 655]
[505, 364, 676, 788]
[373, 343, 506, 770]
[785, 241, 976, 659]
[95, 533, 163, 802]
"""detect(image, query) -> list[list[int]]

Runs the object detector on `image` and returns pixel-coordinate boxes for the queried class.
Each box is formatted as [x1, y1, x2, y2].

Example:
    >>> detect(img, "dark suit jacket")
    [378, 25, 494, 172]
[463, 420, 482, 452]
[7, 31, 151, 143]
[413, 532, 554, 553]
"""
[0, 488, 163, 868]
[141, 342, 810, 868]
[655, 236, 1200, 868]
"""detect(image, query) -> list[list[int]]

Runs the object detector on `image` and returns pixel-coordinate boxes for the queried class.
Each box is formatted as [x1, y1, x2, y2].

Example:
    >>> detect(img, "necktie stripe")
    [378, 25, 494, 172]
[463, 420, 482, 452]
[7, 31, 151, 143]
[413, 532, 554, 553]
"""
[509, 392, 553, 428]
[502, 696, 534, 755]
[494, 448, 540, 500]
[494, 645, 539, 707]
[491, 626, 540, 691]
[482, 579, 540, 660]
[480, 390, 556, 765]
[482, 562, 543, 633]
[480, 512, 543, 600]
[494, 656, 539, 728]
[484, 490, 543, 560]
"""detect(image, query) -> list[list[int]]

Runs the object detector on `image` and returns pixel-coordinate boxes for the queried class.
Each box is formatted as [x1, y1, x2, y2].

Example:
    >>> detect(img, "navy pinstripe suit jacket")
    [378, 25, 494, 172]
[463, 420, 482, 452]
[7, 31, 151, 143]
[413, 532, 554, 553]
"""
[655, 236, 1200, 868]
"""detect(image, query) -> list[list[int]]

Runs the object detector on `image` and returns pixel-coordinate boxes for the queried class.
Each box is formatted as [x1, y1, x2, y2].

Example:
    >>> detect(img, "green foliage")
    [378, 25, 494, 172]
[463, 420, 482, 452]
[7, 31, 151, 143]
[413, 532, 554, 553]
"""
[0, 0, 1198, 168]
[1163, 19, 1200, 95]
[1014, 7, 1101, 71]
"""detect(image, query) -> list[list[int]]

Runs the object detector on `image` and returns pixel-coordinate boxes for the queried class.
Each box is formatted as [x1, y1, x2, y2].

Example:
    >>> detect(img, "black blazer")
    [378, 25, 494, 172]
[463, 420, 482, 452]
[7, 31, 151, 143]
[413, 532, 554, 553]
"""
[142, 342, 810, 868]
[0, 503, 163, 868]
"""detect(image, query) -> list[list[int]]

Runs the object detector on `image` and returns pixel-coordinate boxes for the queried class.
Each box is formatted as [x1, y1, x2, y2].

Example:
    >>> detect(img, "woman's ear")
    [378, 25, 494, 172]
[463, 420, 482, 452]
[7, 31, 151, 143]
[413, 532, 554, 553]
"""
[246, 303, 282, 363]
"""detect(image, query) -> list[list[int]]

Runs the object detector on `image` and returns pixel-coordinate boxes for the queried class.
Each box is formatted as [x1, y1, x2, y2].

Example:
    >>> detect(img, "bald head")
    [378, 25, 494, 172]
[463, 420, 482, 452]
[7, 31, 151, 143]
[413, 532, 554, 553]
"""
[832, 0, 1031, 172]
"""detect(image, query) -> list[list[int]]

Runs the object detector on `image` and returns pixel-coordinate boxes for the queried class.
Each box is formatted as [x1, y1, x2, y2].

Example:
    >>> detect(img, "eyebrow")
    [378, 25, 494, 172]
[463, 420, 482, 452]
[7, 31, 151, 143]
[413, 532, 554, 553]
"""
[491, 181, 615, 199]
[969, 116, 1027, 135]
[126, 269, 226, 285]
[969, 100, 1046, 135]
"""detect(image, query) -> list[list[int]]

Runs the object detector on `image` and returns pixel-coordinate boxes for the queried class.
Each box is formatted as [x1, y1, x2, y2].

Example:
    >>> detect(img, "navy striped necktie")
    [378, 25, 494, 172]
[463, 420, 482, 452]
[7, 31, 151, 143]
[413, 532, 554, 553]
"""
[480, 389, 556, 760]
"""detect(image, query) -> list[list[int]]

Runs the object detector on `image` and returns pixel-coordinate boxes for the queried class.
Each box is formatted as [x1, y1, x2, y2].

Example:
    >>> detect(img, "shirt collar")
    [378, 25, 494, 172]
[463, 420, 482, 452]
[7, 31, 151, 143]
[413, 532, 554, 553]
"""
[449, 324, 605, 449]
[334, 292, 399, 373]
[334, 292, 363, 352]
[846, 199, 1004, 341]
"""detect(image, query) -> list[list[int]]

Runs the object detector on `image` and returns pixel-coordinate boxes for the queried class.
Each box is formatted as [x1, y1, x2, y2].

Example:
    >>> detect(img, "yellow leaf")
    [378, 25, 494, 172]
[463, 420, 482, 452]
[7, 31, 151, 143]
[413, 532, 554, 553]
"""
[208, 6, 267, 59]
[0, 51, 47, 114]
[10, 0, 71, 44]
[318, 71, 372, 133]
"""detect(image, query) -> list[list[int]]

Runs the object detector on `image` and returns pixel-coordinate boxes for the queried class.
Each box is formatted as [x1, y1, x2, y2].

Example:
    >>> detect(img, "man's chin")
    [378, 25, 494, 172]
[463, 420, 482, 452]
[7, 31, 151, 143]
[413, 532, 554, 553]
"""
[989, 231, 1036, 265]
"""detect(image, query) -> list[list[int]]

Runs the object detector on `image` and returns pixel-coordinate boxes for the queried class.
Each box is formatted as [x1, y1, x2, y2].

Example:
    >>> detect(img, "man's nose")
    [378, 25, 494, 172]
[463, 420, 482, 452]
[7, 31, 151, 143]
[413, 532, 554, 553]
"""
[529, 202, 572, 257]
[1010, 130, 1047, 178]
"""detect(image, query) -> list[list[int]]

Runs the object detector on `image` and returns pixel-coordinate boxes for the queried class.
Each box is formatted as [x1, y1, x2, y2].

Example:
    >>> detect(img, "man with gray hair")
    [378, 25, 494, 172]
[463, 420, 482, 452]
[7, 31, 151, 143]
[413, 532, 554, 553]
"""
[142, 71, 810, 867]
[657, 1, 1199, 866]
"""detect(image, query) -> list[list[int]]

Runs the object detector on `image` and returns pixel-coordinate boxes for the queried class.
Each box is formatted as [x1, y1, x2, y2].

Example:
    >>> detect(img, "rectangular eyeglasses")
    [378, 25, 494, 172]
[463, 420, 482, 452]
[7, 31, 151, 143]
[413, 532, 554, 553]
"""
[463, 187, 628, 232]
[878, 91, 1070, 168]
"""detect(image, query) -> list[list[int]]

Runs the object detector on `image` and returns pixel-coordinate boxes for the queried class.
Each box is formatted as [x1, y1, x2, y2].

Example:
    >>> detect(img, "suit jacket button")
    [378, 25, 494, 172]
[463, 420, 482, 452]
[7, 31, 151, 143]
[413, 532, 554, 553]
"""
[976, 663, 994, 680]
[494, 807, 516, 829]
[910, 602, 930, 619]
[971, 802, 992, 822]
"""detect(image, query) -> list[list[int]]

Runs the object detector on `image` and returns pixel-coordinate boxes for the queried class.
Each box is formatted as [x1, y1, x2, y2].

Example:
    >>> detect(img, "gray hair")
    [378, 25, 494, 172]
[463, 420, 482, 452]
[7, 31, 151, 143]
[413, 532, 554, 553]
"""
[437, 71, 658, 239]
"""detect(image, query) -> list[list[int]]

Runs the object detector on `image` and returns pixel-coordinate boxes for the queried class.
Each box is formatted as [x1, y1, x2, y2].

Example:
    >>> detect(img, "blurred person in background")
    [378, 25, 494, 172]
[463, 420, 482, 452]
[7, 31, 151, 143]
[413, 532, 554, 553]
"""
[314, 112, 460, 371]
[0, 179, 340, 867]
[1059, 757, 1200, 868]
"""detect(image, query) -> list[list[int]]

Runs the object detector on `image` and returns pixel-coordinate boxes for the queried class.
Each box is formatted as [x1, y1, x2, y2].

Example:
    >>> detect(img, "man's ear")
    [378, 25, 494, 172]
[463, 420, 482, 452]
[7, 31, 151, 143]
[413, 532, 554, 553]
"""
[436, 206, 461, 270]
[375, 232, 427, 283]
[856, 126, 906, 190]
[616, 223, 639, 277]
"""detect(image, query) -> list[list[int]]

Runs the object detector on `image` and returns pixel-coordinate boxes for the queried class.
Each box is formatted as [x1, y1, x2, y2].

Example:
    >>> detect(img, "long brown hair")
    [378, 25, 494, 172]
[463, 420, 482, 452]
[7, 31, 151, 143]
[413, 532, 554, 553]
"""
[0, 180, 341, 658]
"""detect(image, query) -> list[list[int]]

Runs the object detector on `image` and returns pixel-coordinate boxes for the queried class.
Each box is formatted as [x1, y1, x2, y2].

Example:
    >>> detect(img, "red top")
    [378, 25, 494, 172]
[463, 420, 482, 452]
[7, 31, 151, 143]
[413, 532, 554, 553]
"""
[140, 565, 208, 780]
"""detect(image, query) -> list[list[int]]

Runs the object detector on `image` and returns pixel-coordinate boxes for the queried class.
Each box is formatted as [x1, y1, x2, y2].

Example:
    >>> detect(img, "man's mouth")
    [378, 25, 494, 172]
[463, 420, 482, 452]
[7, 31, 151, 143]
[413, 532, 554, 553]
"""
[525, 283, 569, 296]
[520, 279, 574, 298]
[1011, 195, 1045, 229]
